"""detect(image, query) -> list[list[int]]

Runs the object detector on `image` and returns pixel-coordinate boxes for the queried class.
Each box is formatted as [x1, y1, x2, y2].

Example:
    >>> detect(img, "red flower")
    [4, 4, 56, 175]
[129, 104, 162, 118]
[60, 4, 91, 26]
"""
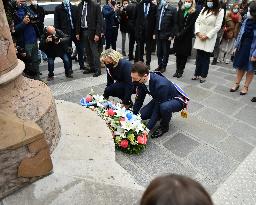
[107, 109, 116, 116]
[85, 95, 93, 102]
[120, 139, 129, 149]
[137, 135, 147, 145]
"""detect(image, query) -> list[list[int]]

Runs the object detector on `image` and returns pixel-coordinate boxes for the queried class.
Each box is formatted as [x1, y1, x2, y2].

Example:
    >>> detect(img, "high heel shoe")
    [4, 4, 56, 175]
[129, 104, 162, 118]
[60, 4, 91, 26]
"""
[230, 83, 240, 92]
[240, 86, 248, 95]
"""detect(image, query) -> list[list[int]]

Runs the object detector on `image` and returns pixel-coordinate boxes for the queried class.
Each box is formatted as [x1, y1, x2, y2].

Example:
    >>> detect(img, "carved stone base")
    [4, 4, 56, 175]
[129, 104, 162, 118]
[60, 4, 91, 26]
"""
[0, 75, 61, 199]
[0, 75, 61, 153]
[0, 112, 53, 199]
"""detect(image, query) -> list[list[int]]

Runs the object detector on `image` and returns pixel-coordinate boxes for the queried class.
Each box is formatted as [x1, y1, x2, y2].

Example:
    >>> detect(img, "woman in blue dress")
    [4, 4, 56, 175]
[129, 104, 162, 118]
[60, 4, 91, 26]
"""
[230, 2, 256, 95]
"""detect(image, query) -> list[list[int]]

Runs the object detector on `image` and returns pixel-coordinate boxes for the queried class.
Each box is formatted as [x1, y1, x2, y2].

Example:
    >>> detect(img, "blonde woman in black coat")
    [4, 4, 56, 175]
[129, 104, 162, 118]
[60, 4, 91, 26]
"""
[173, 0, 198, 78]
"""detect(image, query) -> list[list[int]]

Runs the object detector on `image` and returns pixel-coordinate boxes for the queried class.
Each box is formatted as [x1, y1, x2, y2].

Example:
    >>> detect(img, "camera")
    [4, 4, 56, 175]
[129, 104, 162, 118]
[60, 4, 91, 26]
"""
[51, 34, 60, 43]
[25, 7, 39, 24]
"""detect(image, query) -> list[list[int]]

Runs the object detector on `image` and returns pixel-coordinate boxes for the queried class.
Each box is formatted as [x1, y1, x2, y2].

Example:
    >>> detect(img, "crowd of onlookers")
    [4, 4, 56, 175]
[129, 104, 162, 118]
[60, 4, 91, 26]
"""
[3, 0, 256, 103]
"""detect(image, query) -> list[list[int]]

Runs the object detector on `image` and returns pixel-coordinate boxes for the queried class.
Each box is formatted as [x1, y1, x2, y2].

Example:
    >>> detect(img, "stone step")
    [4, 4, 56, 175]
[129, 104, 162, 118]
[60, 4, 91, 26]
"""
[212, 147, 256, 205]
[2, 100, 144, 204]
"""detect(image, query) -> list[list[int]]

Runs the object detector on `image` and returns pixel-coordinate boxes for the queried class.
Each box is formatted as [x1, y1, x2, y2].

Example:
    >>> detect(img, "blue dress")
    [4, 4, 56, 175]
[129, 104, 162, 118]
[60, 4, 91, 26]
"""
[233, 19, 256, 71]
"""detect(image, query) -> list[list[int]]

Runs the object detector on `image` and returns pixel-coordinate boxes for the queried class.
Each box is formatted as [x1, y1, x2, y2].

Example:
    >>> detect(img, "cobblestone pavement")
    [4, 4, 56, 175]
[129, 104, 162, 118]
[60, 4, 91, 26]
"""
[39, 53, 256, 195]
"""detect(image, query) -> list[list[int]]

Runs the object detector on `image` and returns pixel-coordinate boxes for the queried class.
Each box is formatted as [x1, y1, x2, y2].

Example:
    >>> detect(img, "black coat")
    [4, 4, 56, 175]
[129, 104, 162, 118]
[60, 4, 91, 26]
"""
[126, 2, 137, 34]
[119, 8, 129, 33]
[29, 4, 45, 36]
[76, 0, 103, 39]
[174, 9, 198, 56]
[54, 3, 77, 35]
[39, 29, 70, 58]
[155, 4, 177, 39]
[135, 2, 157, 41]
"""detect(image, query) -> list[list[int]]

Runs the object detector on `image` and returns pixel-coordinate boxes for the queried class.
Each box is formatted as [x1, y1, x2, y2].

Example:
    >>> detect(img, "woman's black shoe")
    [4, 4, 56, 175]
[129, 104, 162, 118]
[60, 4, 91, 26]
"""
[251, 97, 256, 102]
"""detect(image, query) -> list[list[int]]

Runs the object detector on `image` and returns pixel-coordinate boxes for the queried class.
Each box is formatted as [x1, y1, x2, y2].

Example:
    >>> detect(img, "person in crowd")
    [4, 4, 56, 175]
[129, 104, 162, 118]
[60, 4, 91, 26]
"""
[39, 26, 73, 80]
[13, 0, 41, 80]
[211, 0, 226, 65]
[173, 0, 198, 78]
[132, 62, 189, 138]
[154, 0, 177, 73]
[230, 2, 256, 95]
[140, 174, 213, 205]
[101, 49, 134, 108]
[151, 0, 157, 55]
[76, 0, 103, 77]
[27, 0, 47, 63]
[54, 0, 85, 71]
[119, 0, 129, 56]
[102, 0, 120, 50]
[219, 3, 242, 64]
[240, 0, 249, 20]
[134, 0, 157, 68]
[126, 0, 137, 61]
[192, 0, 224, 83]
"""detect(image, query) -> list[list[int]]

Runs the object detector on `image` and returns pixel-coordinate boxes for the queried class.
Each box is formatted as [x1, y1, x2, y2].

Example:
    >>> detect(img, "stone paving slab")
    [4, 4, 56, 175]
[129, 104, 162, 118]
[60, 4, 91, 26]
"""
[213, 147, 256, 205]
[234, 105, 256, 127]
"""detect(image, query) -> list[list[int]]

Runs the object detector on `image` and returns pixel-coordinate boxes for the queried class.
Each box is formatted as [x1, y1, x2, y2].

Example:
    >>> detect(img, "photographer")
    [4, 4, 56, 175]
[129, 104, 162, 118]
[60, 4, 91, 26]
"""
[102, 0, 120, 50]
[13, 0, 41, 80]
[39, 26, 73, 81]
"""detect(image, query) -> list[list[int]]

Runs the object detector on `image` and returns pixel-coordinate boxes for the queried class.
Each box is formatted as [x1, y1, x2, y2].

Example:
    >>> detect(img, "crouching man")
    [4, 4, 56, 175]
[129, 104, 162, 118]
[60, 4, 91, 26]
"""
[131, 62, 189, 138]
[39, 25, 73, 80]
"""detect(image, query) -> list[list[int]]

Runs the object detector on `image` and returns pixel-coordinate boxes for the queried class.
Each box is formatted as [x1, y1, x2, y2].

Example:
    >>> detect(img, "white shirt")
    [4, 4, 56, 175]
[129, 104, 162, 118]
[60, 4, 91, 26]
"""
[81, 2, 88, 28]
[144, 3, 150, 16]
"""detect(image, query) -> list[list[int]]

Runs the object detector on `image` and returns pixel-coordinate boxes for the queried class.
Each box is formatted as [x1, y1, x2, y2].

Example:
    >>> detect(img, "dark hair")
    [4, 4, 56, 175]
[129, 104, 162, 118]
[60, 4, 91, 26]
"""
[140, 174, 213, 205]
[131, 61, 149, 76]
[203, 0, 220, 15]
[249, 1, 256, 18]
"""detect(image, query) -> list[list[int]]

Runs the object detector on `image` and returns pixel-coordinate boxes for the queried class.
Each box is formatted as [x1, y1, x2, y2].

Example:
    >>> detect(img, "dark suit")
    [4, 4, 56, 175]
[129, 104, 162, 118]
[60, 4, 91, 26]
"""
[174, 9, 198, 75]
[155, 4, 177, 69]
[134, 1, 157, 65]
[54, 3, 84, 70]
[133, 72, 187, 130]
[76, 0, 103, 75]
[104, 59, 133, 105]
[126, 2, 137, 60]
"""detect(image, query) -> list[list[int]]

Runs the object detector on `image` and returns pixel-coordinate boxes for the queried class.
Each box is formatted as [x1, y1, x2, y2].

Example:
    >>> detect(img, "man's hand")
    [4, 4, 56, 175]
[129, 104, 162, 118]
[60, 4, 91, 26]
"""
[94, 35, 100, 42]
[168, 36, 173, 41]
[153, 35, 156, 40]
[23, 15, 30, 24]
[251, 56, 256, 62]
[76, 35, 80, 41]
[46, 36, 52, 43]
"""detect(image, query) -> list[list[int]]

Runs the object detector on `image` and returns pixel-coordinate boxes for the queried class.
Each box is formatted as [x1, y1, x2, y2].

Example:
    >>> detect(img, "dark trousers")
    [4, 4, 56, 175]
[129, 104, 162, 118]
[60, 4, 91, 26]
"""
[103, 82, 130, 103]
[105, 27, 118, 50]
[48, 53, 70, 76]
[195, 49, 211, 78]
[140, 99, 183, 130]
[24, 43, 40, 79]
[81, 30, 101, 74]
[213, 28, 224, 59]
[135, 31, 153, 65]
[157, 39, 171, 69]
[70, 31, 84, 69]
[128, 30, 136, 59]
[176, 55, 188, 75]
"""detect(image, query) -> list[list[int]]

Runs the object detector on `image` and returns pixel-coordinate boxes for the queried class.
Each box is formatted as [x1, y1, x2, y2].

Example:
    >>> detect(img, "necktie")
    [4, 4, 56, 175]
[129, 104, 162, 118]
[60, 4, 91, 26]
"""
[81, 3, 88, 28]
[65, 4, 74, 29]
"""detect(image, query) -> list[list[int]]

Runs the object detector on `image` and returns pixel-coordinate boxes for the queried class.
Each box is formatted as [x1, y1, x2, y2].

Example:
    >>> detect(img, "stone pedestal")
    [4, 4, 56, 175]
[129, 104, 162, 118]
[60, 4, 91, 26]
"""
[0, 0, 61, 199]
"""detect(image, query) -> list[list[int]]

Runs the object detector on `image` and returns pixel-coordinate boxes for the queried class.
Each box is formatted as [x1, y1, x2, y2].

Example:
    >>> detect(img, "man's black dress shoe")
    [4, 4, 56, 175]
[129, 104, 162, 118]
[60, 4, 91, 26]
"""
[65, 74, 73, 78]
[151, 127, 169, 138]
[93, 72, 101, 77]
[251, 97, 256, 102]
[83, 69, 94, 74]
